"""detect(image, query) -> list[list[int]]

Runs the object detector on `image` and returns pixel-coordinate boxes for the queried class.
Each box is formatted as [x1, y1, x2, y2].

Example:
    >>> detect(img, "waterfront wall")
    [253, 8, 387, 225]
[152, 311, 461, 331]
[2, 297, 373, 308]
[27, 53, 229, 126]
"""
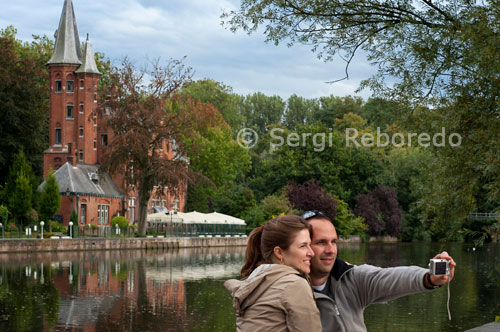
[0, 236, 248, 253]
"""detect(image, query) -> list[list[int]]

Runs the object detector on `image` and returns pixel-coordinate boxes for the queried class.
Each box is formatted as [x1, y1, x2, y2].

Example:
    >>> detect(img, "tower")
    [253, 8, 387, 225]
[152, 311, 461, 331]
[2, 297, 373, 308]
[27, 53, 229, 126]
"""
[43, 0, 100, 177]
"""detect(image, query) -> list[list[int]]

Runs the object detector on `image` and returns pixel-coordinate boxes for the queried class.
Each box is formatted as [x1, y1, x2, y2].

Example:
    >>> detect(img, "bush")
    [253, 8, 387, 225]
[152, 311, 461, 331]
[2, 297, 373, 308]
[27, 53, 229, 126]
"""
[334, 198, 367, 236]
[50, 221, 65, 233]
[111, 216, 129, 228]
[354, 186, 402, 237]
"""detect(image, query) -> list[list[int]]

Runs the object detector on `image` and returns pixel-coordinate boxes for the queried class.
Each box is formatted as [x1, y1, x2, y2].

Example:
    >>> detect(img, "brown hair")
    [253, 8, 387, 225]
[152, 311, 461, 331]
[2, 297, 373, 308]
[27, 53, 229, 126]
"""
[240, 215, 311, 278]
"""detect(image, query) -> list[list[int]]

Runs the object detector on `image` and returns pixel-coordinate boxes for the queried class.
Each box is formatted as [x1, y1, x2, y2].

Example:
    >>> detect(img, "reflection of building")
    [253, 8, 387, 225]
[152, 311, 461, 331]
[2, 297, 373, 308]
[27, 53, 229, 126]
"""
[40, 0, 185, 227]
[38, 247, 243, 331]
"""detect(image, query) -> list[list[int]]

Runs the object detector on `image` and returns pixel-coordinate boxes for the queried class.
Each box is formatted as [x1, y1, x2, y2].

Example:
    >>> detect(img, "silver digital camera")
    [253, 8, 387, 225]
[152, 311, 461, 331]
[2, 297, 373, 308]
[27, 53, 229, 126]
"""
[428, 258, 450, 276]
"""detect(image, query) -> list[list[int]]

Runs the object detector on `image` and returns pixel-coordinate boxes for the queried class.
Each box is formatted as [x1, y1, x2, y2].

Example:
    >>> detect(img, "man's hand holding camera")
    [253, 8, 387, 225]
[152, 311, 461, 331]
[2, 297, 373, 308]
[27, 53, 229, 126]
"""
[425, 251, 456, 289]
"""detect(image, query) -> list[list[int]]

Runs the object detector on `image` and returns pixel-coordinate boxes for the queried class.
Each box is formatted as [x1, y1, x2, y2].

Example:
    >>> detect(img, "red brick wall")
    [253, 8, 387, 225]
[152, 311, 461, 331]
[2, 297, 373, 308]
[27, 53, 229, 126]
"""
[54, 194, 122, 226]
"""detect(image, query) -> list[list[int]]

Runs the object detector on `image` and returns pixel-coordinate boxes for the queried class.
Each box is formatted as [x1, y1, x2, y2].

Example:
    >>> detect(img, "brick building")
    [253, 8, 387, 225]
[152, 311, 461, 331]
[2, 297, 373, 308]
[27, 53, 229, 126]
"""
[41, 0, 185, 227]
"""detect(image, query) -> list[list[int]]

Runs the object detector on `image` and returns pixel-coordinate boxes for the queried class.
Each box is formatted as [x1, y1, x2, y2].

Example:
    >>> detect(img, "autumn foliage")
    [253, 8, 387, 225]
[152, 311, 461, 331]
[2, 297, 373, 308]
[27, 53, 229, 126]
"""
[286, 179, 337, 221]
[354, 186, 402, 237]
[98, 58, 224, 234]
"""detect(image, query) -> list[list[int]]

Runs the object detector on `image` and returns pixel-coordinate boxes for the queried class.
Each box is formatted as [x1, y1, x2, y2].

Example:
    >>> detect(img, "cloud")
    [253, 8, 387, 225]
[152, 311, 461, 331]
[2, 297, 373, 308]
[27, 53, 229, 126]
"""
[1, 0, 376, 100]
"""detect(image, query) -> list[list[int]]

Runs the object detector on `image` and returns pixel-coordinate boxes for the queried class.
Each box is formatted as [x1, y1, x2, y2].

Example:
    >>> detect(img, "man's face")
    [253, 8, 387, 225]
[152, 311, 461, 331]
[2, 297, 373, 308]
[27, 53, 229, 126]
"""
[309, 218, 338, 277]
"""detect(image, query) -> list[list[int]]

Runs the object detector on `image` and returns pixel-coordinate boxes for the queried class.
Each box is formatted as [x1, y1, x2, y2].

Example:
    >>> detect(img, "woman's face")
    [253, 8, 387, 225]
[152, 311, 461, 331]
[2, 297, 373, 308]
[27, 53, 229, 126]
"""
[281, 229, 315, 274]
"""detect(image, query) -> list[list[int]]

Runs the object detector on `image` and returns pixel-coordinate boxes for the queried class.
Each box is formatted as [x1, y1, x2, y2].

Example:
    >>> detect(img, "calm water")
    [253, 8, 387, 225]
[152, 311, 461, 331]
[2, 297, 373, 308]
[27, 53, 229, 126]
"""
[0, 242, 498, 331]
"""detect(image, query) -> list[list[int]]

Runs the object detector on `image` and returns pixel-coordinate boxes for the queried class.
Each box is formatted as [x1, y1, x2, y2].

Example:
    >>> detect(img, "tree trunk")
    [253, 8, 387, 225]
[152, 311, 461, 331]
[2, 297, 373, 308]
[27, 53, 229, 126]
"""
[138, 187, 151, 235]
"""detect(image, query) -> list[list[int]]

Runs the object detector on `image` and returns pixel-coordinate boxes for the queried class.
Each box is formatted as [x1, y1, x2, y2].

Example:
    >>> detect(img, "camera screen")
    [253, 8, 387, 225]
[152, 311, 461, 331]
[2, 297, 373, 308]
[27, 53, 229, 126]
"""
[435, 262, 447, 275]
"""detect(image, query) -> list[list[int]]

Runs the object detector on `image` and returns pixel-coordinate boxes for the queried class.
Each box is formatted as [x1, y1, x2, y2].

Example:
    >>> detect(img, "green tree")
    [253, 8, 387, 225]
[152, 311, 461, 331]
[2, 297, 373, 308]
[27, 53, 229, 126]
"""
[8, 173, 32, 226]
[335, 197, 367, 237]
[283, 94, 319, 130]
[183, 79, 244, 132]
[39, 170, 60, 223]
[241, 190, 297, 231]
[111, 216, 129, 228]
[361, 98, 407, 130]
[223, 1, 500, 231]
[249, 123, 382, 205]
[0, 26, 51, 186]
[238, 92, 285, 135]
[312, 95, 363, 127]
[184, 125, 251, 212]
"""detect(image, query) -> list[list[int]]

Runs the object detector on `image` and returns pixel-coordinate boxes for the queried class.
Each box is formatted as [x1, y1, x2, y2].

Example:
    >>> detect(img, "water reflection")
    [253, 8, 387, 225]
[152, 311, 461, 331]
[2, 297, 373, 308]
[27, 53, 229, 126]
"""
[0, 247, 245, 332]
[0, 243, 498, 332]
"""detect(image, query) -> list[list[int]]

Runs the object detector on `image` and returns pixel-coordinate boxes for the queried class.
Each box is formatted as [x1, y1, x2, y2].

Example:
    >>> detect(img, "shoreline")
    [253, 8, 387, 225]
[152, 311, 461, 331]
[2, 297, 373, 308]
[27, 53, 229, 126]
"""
[0, 235, 400, 253]
[0, 236, 248, 253]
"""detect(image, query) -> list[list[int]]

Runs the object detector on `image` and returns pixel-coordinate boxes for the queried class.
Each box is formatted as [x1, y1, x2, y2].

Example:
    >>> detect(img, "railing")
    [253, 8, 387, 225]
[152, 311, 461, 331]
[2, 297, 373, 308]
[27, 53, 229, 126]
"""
[468, 212, 500, 220]
[0, 223, 246, 239]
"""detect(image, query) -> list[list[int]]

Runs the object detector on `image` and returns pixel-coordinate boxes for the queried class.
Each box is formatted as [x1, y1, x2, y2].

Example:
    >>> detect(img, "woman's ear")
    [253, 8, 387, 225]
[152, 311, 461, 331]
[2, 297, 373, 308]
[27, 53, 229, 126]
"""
[273, 246, 283, 263]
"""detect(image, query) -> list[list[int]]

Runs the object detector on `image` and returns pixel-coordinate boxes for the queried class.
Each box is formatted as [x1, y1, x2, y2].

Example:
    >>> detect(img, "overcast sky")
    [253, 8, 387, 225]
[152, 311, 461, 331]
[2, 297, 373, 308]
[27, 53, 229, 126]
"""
[0, 0, 376, 100]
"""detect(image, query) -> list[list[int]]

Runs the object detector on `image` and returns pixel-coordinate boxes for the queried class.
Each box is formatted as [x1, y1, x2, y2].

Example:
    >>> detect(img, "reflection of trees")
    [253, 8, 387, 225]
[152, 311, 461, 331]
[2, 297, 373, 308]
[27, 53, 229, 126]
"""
[0, 247, 246, 331]
[0, 265, 60, 331]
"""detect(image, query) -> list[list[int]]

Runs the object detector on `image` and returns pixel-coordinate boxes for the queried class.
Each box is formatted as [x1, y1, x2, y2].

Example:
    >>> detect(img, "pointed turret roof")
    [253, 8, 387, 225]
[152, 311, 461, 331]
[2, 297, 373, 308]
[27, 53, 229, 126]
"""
[47, 0, 82, 65]
[76, 34, 100, 75]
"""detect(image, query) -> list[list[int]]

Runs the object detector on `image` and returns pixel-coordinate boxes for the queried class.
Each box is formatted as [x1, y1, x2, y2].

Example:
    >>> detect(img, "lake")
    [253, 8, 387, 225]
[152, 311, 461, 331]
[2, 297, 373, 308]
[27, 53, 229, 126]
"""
[0, 242, 498, 331]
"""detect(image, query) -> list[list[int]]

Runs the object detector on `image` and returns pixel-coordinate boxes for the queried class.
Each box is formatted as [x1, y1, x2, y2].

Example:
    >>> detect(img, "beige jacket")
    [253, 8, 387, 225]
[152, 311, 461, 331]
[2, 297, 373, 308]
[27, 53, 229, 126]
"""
[224, 264, 322, 332]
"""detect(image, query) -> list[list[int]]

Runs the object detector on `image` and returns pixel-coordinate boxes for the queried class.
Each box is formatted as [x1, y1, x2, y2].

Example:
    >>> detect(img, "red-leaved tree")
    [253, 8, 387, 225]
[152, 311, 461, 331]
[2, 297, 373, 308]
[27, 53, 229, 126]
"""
[98, 58, 222, 234]
[354, 186, 402, 237]
[286, 179, 337, 220]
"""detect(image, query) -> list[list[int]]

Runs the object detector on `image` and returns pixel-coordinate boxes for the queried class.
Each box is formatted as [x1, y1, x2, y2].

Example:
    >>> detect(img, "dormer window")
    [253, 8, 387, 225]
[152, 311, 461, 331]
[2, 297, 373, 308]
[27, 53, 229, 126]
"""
[55, 80, 62, 93]
[67, 80, 74, 92]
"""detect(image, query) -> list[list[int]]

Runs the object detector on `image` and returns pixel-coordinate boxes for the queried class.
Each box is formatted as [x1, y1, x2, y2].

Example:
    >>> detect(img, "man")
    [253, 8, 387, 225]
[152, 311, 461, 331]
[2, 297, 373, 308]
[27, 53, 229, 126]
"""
[301, 210, 456, 332]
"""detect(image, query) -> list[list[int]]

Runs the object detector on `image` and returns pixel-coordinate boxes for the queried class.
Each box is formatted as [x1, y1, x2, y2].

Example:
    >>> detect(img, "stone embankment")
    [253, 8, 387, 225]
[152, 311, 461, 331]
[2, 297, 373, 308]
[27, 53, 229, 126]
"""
[0, 236, 247, 253]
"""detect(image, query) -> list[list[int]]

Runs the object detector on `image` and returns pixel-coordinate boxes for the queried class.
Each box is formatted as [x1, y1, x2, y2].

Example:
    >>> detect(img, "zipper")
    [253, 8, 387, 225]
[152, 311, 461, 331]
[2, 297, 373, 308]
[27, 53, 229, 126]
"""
[334, 304, 340, 316]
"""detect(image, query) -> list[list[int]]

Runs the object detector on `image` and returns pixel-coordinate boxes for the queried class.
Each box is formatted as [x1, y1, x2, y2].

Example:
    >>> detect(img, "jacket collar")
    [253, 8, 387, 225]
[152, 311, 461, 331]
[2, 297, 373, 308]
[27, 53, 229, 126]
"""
[330, 257, 354, 280]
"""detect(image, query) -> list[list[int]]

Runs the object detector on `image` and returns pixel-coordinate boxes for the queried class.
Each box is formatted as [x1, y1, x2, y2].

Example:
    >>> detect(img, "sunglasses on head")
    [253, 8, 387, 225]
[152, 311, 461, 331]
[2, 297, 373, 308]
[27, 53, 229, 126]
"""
[300, 210, 326, 220]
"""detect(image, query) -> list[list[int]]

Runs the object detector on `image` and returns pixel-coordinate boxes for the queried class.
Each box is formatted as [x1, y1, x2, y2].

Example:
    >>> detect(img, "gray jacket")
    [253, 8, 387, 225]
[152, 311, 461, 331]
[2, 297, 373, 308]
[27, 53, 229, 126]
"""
[314, 258, 432, 332]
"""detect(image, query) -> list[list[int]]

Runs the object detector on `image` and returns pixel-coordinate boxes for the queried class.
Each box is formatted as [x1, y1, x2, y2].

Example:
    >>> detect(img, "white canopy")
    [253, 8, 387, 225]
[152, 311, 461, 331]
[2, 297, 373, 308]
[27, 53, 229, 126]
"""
[209, 212, 246, 225]
[147, 212, 184, 224]
[147, 211, 246, 225]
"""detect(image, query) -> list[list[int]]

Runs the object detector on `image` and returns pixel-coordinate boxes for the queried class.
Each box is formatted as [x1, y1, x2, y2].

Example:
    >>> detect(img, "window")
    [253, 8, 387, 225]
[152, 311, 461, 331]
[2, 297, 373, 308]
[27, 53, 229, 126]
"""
[67, 80, 74, 92]
[55, 80, 62, 92]
[128, 198, 136, 222]
[79, 127, 84, 137]
[66, 105, 74, 119]
[80, 204, 86, 224]
[79, 150, 83, 161]
[93, 114, 97, 127]
[93, 139, 97, 150]
[98, 205, 109, 225]
[80, 103, 84, 114]
[101, 134, 108, 146]
[80, 79, 84, 89]
[94, 93, 97, 101]
[55, 128, 61, 145]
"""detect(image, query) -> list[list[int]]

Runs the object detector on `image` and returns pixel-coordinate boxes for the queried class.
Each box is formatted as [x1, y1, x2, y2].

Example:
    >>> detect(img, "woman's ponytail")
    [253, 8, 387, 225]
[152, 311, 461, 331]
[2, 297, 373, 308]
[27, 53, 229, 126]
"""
[240, 225, 264, 278]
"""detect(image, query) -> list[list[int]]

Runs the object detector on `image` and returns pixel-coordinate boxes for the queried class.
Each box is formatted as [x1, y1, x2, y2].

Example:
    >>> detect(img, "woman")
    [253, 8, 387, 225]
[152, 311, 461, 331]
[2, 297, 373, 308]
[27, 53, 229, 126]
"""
[224, 215, 322, 332]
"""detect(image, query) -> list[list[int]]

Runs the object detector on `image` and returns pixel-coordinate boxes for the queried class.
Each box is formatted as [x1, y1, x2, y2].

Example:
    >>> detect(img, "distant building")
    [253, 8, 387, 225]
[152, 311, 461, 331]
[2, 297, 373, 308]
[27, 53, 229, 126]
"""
[41, 0, 185, 227]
